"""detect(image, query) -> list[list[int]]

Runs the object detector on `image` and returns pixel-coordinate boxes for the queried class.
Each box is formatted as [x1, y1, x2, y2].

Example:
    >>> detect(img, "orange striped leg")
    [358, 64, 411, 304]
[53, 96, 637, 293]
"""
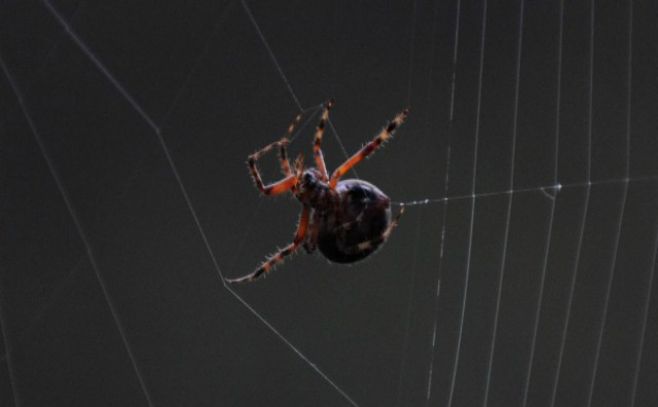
[279, 113, 303, 176]
[343, 206, 405, 255]
[226, 206, 311, 283]
[313, 99, 334, 181]
[246, 113, 303, 195]
[329, 108, 409, 189]
[248, 172, 298, 196]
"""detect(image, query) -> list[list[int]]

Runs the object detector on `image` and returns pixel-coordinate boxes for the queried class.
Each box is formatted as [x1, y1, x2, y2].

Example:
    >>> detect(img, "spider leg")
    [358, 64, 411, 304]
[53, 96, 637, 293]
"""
[247, 113, 303, 195]
[279, 113, 303, 176]
[249, 173, 298, 196]
[313, 99, 334, 181]
[341, 206, 405, 255]
[226, 206, 311, 283]
[329, 108, 409, 189]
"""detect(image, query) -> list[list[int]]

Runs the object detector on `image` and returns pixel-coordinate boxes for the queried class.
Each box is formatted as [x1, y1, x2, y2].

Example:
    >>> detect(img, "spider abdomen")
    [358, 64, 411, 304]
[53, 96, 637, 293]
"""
[317, 179, 392, 263]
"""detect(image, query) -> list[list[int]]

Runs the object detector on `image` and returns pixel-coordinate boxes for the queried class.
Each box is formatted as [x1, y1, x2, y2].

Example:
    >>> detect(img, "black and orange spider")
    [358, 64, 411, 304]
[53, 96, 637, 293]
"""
[226, 99, 408, 283]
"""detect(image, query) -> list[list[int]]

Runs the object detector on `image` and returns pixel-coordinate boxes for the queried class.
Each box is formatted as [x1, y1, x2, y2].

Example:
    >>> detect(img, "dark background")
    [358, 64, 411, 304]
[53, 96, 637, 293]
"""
[1, 0, 657, 406]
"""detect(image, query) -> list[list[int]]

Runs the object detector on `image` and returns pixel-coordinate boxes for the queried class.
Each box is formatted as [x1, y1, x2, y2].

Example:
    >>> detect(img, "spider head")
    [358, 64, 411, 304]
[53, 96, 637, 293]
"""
[296, 167, 332, 208]
[299, 167, 322, 191]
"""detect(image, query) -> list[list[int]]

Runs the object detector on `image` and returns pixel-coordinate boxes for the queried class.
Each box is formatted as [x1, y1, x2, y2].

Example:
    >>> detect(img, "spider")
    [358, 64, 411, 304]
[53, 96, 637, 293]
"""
[226, 99, 408, 283]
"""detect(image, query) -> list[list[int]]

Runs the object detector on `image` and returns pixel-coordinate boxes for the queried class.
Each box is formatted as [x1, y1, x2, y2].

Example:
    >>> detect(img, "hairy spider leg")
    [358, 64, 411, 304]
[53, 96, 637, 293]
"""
[247, 113, 303, 196]
[312, 99, 334, 181]
[342, 206, 405, 255]
[280, 112, 303, 176]
[329, 108, 409, 189]
[249, 173, 298, 196]
[227, 206, 311, 283]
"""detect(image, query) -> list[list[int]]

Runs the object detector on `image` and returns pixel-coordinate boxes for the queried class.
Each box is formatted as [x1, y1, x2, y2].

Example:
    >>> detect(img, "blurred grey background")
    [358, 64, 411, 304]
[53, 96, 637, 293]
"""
[1, 0, 657, 406]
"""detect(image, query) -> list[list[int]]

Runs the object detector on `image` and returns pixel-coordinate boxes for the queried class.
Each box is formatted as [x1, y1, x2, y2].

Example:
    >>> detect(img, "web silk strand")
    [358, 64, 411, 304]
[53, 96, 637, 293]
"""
[425, 0, 461, 402]
[446, 0, 488, 405]
[549, 1, 596, 405]
[520, 1, 564, 405]
[482, 0, 524, 405]
[630, 221, 658, 407]
[0, 286, 20, 407]
[586, 1, 633, 405]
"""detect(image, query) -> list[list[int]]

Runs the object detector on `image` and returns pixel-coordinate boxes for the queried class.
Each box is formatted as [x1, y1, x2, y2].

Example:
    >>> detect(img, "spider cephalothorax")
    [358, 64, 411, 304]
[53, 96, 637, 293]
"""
[226, 99, 408, 283]
[296, 168, 336, 210]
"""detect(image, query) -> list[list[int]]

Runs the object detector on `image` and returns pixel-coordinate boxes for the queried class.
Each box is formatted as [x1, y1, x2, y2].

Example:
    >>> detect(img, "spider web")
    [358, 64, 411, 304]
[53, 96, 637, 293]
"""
[1, 1, 658, 407]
